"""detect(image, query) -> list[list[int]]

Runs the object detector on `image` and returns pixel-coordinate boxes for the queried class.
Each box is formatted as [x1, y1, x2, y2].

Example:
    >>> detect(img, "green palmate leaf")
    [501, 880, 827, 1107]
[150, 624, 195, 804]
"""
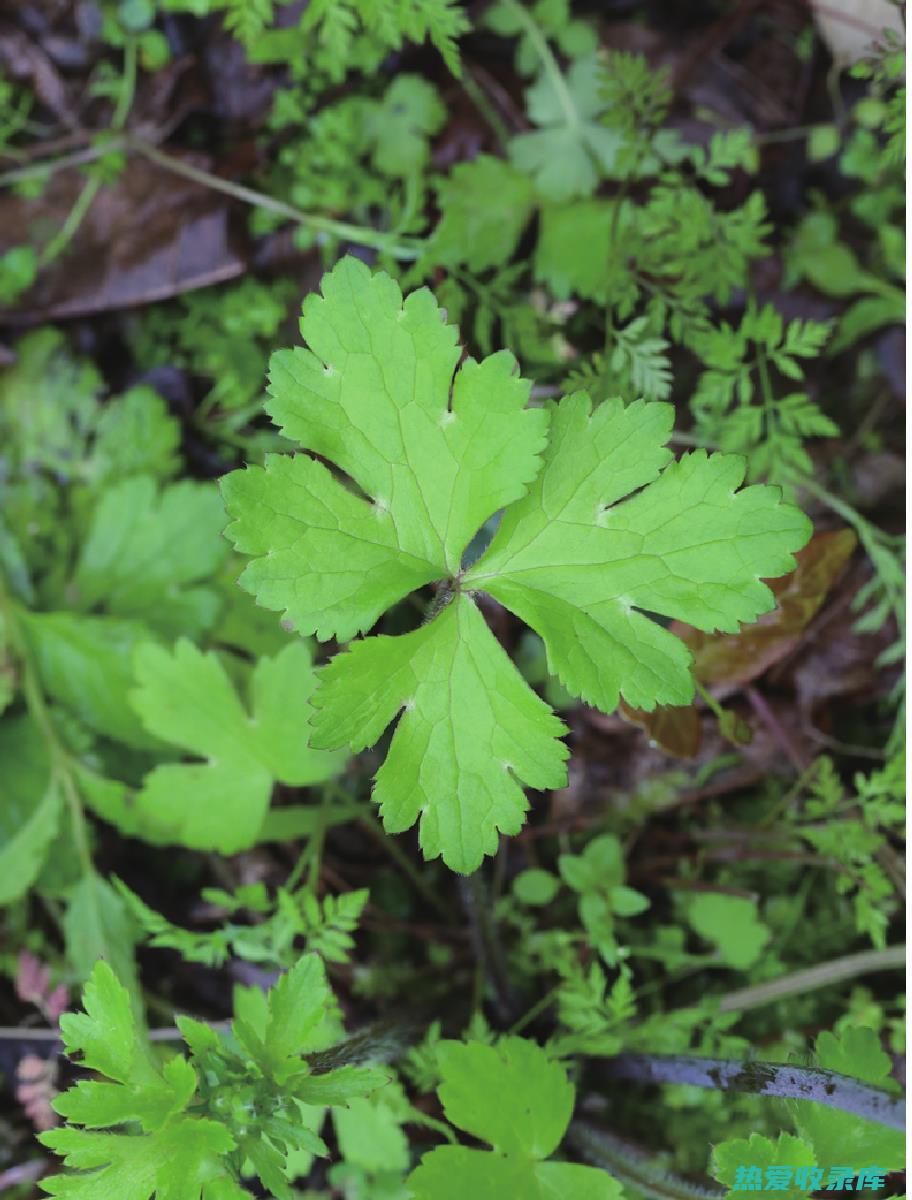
[429, 156, 536, 272]
[712, 1132, 817, 1200]
[222, 256, 549, 635]
[510, 55, 624, 200]
[369, 75, 445, 176]
[42, 956, 385, 1199]
[534, 200, 618, 301]
[223, 258, 811, 873]
[63, 873, 141, 1004]
[87, 386, 181, 486]
[72, 476, 229, 638]
[0, 715, 62, 904]
[127, 641, 342, 853]
[407, 1037, 619, 1199]
[789, 1026, 905, 1169]
[40, 961, 237, 1200]
[465, 393, 810, 712]
[40, 1120, 236, 1200]
[310, 594, 567, 869]
[687, 893, 770, 969]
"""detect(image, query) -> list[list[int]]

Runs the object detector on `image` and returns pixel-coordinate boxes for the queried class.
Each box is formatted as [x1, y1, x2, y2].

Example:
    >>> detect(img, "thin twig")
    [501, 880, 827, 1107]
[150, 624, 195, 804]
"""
[458, 871, 517, 1023]
[127, 137, 424, 260]
[717, 944, 905, 1013]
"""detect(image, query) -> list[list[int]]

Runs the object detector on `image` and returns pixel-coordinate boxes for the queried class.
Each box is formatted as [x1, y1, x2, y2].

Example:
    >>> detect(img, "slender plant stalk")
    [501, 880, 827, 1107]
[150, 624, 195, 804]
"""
[458, 871, 517, 1022]
[499, 0, 579, 127]
[717, 944, 905, 1012]
[597, 1052, 905, 1130]
[569, 1122, 725, 1200]
[128, 137, 425, 260]
[358, 812, 452, 921]
[37, 37, 138, 271]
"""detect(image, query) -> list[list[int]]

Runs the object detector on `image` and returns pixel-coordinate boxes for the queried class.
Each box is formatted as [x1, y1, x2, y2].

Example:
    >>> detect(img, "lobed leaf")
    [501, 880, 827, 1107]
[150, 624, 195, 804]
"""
[310, 595, 568, 874]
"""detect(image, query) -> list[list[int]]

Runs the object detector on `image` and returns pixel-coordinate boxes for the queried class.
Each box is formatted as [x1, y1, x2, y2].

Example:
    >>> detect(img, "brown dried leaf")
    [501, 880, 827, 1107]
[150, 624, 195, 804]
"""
[684, 528, 859, 688]
[1, 153, 246, 322]
[0, 24, 75, 128]
[619, 699, 702, 758]
[623, 530, 857, 757]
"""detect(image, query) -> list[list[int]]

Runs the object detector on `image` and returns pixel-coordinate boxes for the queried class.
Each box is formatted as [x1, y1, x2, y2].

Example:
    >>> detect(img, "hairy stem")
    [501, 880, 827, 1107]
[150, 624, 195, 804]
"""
[569, 1122, 724, 1200]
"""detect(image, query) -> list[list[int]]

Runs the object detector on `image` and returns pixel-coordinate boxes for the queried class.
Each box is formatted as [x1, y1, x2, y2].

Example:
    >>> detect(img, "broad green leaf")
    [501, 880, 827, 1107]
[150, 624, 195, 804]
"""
[333, 1084, 410, 1174]
[408, 1037, 618, 1198]
[127, 640, 342, 852]
[55, 960, 142, 1084]
[310, 594, 568, 873]
[407, 1149, 543, 1198]
[687, 893, 770, 969]
[87, 386, 181, 486]
[712, 1132, 817, 1199]
[513, 868, 560, 906]
[63, 874, 141, 1003]
[40, 1119, 234, 1200]
[72, 476, 229, 638]
[790, 1026, 905, 1168]
[510, 56, 624, 200]
[0, 329, 101, 477]
[830, 291, 905, 354]
[430, 156, 536, 272]
[0, 715, 62, 904]
[623, 529, 856, 756]
[21, 611, 161, 749]
[535, 1162, 623, 1199]
[223, 257, 548, 637]
[262, 954, 332, 1067]
[465, 393, 811, 712]
[534, 201, 617, 301]
[369, 75, 445, 176]
[225, 260, 810, 871]
[436, 1037, 572, 1158]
